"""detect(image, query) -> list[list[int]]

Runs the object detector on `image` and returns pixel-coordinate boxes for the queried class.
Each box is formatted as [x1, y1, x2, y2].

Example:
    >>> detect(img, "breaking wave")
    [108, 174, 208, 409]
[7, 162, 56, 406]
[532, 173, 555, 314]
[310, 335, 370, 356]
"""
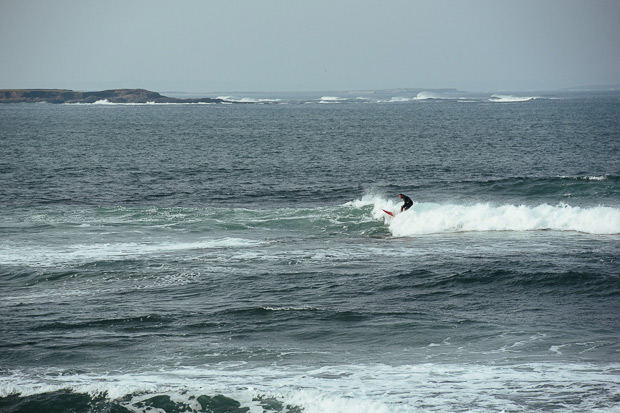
[360, 195, 620, 236]
[319, 96, 348, 104]
[216, 96, 282, 103]
[3, 197, 618, 270]
[2, 362, 618, 413]
[489, 94, 538, 103]
[65, 100, 219, 106]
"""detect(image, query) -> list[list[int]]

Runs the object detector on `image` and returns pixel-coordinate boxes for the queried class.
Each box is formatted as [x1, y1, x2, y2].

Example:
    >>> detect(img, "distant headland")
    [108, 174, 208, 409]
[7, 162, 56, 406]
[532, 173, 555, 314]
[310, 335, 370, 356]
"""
[0, 89, 228, 104]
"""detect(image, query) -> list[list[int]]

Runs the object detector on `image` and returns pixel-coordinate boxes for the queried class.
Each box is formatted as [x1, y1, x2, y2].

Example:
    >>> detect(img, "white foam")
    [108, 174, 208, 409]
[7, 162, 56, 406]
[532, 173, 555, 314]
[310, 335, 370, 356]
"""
[319, 96, 346, 103]
[0, 238, 263, 267]
[413, 91, 470, 101]
[2, 362, 619, 412]
[560, 175, 609, 181]
[583, 175, 608, 181]
[91, 99, 160, 105]
[261, 306, 319, 312]
[380, 96, 414, 103]
[215, 96, 281, 103]
[489, 94, 537, 103]
[345, 192, 392, 209]
[366, 197, 620, 236]
[414, 91, 440, 100]
[67, 100, 216, 106]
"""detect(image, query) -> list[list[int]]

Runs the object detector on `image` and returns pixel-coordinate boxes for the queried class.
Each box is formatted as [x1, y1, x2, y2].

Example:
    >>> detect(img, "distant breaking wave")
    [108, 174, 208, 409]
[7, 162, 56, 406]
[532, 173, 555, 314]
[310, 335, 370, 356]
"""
[66, 99, 218, 106]
[319, 96, 349, 104]
[216, 96, 282, 103]
[377, 91, 475, 103]
[414, 91, 454, 100]
[382, 96, 415, 103]
[489, 94, 538, 103]
[61, 93, 553, 106]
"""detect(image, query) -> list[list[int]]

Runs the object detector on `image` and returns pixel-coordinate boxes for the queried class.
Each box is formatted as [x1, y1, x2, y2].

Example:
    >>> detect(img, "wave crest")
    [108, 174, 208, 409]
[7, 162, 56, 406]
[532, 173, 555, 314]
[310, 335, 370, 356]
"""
[490, 95, 537, 103]
[373, 200, 620, 236]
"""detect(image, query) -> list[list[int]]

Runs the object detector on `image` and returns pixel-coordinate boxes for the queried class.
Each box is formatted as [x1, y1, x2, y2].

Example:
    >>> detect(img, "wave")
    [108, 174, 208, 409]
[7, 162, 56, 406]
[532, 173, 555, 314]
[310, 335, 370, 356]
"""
[0, 204, 381, 269]
[374, 91, 478, 103]
[59, 93, 552, 106]
[2, 198, 618, 269]
[65, 99, 139, 105]
[385, 96, 415, 103]
[66, 100, 218, 106]
[359, 195, 620, 235]
[413, 91, 451, 100]
[559, 174, 612, 181]
[470, 175, 617, 184]
[2, 362, 619, 412]
[468, 175, 620, 199]
[66, 101, 218, 106]
[85, 99, 164, 106]
[489, 94, 538, 103]
[319, 96, 347, 104]
[216, 96, 282, 103]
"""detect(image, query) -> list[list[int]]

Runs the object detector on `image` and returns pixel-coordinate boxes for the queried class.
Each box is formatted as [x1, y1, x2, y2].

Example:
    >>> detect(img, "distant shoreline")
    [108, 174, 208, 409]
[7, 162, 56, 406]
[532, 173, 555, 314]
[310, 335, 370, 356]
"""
[2, 86, 619, 105]
[0, 88, 229, 104]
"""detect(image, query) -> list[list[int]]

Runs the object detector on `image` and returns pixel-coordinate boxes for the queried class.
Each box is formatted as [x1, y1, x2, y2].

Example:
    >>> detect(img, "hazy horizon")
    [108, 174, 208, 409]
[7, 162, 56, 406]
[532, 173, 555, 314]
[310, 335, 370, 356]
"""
[2, 0, 620, 93]
[2, 84, 620, 96]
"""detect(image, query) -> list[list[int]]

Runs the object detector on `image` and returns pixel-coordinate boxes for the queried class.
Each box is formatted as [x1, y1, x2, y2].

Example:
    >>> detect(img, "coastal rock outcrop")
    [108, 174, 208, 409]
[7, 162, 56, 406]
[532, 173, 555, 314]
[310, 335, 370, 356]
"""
[0, 89, 226, 104]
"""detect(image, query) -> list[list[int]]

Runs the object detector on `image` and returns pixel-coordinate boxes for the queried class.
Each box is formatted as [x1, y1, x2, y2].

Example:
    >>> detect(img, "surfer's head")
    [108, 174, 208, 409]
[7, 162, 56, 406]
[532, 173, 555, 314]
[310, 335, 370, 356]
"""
[398, 193, 403, 198]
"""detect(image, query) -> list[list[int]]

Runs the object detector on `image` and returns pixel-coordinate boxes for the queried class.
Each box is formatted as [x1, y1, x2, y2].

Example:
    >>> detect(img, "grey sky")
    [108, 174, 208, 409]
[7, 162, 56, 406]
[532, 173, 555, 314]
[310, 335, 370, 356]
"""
[1, 0, 619, 92]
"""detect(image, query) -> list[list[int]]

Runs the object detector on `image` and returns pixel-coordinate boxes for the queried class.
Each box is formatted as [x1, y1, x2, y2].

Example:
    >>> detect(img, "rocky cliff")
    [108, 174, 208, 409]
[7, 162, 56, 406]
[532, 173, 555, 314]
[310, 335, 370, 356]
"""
[0, 89, 226, 104]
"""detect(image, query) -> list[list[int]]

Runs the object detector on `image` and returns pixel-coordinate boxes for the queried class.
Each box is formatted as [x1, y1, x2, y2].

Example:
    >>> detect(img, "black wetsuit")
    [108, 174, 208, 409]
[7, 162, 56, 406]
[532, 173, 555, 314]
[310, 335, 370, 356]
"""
[400, 194, 413, 211]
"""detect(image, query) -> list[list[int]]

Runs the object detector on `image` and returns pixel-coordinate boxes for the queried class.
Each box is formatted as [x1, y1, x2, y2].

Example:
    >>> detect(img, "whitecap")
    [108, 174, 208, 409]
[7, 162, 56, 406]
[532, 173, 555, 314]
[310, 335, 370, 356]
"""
[391, 203, 620, 236]
[3, 362, 619, 412]
[363, 196, 620, 236]
[489, 94, 537, 103]
[319, 96, 346, 104]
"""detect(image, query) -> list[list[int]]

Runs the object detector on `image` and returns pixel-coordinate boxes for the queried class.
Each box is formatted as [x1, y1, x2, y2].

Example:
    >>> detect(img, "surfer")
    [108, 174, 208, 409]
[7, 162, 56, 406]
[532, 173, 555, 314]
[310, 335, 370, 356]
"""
[399, 193, 413, 212]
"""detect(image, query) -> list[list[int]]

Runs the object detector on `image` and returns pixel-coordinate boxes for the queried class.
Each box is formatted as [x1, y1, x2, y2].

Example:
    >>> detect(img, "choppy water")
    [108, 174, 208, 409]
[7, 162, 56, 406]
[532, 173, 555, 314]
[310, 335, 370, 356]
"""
[1, 91, 620, 412]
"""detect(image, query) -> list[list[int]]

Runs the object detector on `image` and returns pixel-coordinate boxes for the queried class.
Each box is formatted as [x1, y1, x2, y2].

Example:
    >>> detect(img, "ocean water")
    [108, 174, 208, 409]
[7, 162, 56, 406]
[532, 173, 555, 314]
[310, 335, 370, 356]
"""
[1, 91, 620, 412]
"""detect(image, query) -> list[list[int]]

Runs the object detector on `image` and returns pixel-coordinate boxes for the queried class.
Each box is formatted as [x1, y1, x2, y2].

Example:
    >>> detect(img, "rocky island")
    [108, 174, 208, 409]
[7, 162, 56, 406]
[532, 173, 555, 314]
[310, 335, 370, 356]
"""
[0, 89, 228, 104]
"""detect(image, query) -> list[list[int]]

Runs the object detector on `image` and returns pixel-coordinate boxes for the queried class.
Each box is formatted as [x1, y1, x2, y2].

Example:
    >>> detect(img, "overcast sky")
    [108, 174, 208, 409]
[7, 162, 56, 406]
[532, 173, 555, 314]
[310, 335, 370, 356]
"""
[1, 0, 619, 93]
